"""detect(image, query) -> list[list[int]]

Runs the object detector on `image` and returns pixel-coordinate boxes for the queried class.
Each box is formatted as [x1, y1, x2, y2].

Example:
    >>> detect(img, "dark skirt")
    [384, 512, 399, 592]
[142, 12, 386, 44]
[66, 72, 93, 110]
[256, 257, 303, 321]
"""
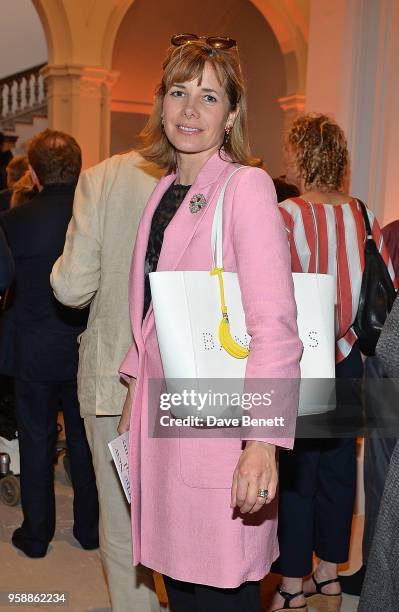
[274, 343, 364, 576]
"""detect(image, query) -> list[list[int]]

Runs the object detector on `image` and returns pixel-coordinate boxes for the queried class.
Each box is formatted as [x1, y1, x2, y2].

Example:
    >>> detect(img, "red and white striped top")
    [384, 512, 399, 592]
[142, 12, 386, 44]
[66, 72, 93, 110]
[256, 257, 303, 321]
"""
[279, 197, 398, 363]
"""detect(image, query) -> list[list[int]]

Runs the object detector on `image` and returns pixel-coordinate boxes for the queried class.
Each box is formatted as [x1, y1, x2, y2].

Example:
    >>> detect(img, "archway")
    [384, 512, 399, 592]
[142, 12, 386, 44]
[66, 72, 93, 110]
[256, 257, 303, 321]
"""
[251, 0, 308, 94]
[111, 0, 289, 175]
[28, 0, 308, 167]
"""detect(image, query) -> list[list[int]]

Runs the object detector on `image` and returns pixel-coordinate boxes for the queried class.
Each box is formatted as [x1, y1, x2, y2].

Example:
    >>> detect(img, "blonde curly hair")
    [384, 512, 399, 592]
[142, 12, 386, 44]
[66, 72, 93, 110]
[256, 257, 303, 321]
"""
[286, 113, 349, 191]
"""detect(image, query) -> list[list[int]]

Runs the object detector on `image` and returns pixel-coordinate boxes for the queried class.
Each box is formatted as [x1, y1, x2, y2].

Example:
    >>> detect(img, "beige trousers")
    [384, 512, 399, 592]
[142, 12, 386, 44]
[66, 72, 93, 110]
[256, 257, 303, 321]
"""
[84, 415, 161, 612]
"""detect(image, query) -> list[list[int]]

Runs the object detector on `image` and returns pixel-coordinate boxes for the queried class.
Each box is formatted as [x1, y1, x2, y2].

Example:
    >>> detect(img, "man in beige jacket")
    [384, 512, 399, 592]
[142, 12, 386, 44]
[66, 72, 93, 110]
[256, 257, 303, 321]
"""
[51, 151, 162, 612]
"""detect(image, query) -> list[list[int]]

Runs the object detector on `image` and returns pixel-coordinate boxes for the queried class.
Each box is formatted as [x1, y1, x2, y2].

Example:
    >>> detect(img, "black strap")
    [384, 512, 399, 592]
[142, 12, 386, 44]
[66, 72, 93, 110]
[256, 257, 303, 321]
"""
[277, 586, 305, 609]
[357, 199, 373, 238]
[312, 574, 341, 593]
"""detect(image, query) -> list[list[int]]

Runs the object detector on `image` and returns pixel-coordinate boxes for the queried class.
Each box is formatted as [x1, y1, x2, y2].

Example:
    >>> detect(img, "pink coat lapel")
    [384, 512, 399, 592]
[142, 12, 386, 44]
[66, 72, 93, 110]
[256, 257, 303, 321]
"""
[156, 182, 217, 271]
[133, 153, 236, 343]
[157, 153, 234, 271]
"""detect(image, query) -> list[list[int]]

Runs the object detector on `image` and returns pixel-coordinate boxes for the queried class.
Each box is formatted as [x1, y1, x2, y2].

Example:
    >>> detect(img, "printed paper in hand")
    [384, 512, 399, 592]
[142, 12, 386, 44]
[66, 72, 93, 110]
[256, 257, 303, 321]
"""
[108, 432, 131, 503]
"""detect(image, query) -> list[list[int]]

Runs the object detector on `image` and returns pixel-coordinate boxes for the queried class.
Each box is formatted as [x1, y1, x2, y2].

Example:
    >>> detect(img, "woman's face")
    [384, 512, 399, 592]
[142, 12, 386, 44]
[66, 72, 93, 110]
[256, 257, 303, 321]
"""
[162, 62, 237, 158]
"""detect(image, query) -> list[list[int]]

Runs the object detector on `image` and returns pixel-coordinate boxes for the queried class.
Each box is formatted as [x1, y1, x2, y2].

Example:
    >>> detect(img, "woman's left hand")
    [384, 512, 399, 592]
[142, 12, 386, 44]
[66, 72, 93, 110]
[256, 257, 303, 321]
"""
[231, 441, 277, 514]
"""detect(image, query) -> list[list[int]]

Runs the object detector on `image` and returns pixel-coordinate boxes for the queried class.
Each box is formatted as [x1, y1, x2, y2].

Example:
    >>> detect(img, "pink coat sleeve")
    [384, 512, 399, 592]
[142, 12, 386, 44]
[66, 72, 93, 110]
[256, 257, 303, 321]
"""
[230, 168, 303, 448]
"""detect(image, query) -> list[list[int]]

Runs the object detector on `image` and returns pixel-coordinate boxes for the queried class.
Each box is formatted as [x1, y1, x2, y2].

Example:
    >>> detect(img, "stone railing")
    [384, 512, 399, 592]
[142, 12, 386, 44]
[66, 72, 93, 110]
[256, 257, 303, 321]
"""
[0, 63, 47, 122]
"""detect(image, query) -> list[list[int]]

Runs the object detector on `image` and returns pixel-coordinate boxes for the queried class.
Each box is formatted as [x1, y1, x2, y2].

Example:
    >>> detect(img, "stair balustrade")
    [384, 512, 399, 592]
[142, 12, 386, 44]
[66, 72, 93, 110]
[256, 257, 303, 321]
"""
[0, 63, 47, 130]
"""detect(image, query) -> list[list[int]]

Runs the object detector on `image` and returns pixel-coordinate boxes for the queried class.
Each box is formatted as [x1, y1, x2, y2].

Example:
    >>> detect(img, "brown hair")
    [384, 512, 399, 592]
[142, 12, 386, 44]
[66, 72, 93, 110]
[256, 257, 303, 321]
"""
[10, 171, 38, 208]
[286, 113, 349, 191]
[138, 40, 261, 171]
[6, 155, 29, 187]
[28, 129, 81, 186]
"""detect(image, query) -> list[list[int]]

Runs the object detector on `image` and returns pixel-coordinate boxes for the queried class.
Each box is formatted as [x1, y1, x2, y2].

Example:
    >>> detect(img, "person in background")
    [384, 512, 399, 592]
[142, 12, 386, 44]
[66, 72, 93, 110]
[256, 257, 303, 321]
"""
[267, 113, 395, 612]
[51, 145, 162, 609]
[340, 218, 399, 596]
[0, 169, 38, 385]
[382, 220, 399, 275]
[0, 222, 15, 399]
[358, 292, 399, 612]
[0, 226, 14, 291]
[0, 129, 99, 559]
[0, 132, 13, 193]
[10, 171, 38, 208]
[0, 155, 29, 211]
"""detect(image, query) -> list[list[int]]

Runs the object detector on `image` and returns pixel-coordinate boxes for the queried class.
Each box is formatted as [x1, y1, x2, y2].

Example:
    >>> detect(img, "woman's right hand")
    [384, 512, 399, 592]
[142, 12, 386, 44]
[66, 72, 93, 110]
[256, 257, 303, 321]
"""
[117, 379, 136, 435]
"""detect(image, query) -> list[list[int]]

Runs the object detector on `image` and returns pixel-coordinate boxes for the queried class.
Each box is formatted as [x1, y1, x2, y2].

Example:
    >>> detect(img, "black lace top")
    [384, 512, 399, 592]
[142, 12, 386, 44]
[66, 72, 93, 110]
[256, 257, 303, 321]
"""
[143, 182, 191, 318]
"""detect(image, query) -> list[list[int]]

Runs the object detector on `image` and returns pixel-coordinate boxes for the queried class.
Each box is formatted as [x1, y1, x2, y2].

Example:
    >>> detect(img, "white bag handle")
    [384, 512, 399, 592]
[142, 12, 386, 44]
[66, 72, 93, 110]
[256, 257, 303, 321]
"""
[209, 165, 249, 360]
[211, 165, 244, 270]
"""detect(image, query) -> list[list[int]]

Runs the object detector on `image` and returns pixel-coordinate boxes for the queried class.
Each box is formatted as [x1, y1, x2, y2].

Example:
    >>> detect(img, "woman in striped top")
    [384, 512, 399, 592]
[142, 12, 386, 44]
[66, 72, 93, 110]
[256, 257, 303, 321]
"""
[267, 114, 395, 612]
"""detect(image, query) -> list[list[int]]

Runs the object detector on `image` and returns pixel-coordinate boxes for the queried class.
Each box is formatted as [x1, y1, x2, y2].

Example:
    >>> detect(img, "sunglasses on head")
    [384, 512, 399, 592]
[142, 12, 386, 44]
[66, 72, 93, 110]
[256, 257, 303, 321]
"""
[171, 33, 237, 50]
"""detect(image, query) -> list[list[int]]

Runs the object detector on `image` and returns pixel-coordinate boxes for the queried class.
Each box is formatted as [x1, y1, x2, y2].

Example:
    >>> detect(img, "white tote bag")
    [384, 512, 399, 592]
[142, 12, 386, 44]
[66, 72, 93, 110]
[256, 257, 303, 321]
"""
[150, 168, 336, 417]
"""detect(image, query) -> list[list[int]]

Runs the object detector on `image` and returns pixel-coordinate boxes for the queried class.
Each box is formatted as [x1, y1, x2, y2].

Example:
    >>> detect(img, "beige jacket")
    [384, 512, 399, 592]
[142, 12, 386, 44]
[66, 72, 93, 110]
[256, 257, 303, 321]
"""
[51, 150, 161, 416]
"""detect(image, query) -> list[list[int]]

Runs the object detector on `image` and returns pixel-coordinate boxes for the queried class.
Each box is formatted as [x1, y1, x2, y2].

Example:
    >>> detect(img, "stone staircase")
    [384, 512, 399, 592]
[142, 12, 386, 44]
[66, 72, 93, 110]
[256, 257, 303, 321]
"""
[0, 63, 48, 152]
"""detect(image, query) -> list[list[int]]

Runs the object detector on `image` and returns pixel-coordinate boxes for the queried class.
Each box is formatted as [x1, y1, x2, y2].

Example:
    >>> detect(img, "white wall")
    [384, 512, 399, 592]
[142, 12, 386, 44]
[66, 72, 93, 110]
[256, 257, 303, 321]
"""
[305, 0, 399, 225]
[0, 0, 47, 78]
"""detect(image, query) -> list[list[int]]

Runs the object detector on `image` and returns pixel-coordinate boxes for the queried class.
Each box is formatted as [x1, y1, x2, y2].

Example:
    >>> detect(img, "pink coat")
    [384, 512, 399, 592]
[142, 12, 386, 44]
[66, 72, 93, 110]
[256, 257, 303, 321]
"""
[120, 152, 302, 588]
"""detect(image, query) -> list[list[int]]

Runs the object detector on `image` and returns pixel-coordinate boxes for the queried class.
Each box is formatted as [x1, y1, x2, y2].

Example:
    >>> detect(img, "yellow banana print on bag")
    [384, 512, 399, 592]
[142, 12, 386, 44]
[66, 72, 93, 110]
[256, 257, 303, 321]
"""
[210, 267, 249, 359]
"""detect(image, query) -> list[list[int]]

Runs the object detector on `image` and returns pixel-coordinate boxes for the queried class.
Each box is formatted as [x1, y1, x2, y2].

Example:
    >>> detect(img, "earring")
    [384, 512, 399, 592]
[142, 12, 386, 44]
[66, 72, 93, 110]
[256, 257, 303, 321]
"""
[224, 125, 232, 144]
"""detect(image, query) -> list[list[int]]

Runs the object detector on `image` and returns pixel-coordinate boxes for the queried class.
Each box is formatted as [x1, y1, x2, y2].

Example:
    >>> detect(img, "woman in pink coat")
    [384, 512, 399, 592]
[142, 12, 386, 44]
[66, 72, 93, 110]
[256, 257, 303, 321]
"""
[119, 34, 302, 611]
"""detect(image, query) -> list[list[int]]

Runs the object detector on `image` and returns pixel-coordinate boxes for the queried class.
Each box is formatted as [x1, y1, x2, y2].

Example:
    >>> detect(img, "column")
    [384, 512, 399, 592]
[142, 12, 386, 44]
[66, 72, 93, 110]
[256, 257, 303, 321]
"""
[278, 93, 306, 135]
[42, 65, 118, 169]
